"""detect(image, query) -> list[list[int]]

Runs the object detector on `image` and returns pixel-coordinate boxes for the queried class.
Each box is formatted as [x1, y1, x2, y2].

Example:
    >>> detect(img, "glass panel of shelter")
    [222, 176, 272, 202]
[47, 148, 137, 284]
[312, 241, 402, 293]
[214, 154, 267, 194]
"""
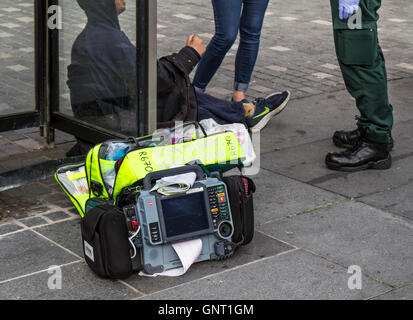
[58, 0, 138, 137]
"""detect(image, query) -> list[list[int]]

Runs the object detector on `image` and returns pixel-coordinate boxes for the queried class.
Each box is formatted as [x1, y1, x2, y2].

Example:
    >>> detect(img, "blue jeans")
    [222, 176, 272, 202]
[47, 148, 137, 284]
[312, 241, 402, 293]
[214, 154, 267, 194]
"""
[193, 0, 269, 93]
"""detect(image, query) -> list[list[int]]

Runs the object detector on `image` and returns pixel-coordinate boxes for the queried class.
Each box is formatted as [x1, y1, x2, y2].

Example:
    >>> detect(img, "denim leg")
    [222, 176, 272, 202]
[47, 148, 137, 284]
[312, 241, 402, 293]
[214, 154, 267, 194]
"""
[196, 92, 246, 125]
[234, 0, 269, 91]
[193, 0, 243, 90]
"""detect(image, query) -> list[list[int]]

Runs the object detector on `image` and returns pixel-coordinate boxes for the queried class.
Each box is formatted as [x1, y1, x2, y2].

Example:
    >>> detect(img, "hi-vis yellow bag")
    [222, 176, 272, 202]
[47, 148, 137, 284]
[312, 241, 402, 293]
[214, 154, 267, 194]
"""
[56, 130, 245, 217]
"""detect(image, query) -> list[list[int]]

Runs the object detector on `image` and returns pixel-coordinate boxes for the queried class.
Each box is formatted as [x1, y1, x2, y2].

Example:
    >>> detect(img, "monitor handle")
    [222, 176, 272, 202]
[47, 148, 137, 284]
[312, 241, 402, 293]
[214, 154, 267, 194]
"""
[143, 165, 206, 190]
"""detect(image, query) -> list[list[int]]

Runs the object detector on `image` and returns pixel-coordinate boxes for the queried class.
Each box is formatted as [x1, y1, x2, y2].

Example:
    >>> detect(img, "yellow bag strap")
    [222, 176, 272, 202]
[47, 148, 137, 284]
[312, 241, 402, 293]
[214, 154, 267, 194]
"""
[86, 144, 110, 199]
[67, 171, 86, 181]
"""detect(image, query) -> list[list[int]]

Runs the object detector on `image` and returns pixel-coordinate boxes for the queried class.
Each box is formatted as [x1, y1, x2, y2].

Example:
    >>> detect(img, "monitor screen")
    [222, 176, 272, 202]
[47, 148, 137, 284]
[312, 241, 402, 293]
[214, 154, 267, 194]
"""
[160, 190, 211, 239]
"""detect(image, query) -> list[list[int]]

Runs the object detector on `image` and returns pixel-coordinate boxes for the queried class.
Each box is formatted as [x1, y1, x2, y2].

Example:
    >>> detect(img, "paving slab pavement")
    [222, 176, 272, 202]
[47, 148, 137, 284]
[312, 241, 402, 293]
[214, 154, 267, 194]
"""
[373, 285, 413, 300]
[140, 250, 390, 300]
[0, 261, 139, 300]
[359, 185, 413, 221]
[258, 201, 413, 288]
[0, 229, 79, 282]
[252, 168, 346, 224]
[123, 231, 294, 295]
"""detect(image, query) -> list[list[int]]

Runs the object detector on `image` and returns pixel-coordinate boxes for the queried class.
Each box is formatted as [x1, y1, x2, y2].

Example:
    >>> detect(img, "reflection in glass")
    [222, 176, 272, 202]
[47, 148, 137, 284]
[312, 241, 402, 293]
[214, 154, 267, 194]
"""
[66, 0, 136, 139]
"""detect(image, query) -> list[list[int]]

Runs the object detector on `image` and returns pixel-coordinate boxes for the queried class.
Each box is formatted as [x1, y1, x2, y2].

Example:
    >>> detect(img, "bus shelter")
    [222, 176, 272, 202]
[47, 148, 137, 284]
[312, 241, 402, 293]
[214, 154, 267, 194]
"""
[0, 0, 157, 190]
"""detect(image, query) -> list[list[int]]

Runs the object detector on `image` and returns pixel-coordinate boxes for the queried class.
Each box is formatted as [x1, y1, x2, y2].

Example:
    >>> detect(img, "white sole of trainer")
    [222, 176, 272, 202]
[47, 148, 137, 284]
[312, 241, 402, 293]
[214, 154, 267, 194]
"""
[249, 90, 291, 133]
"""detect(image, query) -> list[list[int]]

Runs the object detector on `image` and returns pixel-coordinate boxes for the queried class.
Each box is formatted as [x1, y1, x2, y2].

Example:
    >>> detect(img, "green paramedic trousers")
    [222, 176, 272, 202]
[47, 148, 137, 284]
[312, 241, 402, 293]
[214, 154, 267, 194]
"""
[330, 0, 393, 144]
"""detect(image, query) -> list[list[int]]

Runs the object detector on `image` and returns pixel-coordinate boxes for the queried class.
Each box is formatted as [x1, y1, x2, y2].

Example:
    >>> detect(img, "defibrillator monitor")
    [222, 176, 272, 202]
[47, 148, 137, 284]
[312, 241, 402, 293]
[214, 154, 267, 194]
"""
[135, 174, 236, 275]
[158, 188, 213, 242]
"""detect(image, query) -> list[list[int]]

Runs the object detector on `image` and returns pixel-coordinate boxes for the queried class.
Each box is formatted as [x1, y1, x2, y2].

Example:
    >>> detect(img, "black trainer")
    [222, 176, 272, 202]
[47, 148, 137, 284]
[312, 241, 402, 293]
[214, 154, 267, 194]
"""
[325, 139, 392, 172]
[246, 90, 291, 132]
[333, 127, 394, 152]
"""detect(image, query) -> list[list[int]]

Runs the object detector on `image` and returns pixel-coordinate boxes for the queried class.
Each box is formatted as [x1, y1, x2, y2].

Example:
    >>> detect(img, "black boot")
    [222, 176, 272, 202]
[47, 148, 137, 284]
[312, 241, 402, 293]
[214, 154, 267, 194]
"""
[333, 127, 394, 152]
[325, 139, 392, 172]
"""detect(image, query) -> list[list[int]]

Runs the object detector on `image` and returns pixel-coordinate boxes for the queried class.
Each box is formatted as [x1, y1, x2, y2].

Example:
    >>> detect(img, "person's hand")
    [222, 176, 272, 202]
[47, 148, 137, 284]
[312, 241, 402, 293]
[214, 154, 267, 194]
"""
[186, 34, 206, 56]
[338, 0, 360, 20]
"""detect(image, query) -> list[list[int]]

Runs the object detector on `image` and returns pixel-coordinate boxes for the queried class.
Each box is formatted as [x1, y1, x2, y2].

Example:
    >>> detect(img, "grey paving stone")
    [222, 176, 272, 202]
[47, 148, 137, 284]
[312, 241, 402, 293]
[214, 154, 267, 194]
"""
[0, 131, 26, 142]
[18, 128, 39, 134]
[1, 182, 54, 199]
[19, 132, 45, 144]
[359, 182, 413, 221]
[0, 143, 26, 158]
[258, 201, 413, 287]
[18, 216, 48, 228]
[141, 250, 388, 300]
[0, 222, 23, 235]
[372, 285, 413, 300]
[54, 130, 76, 145]
[0, 137, 9, 146]
[260, 139, 339, 183]
[260, 117, 413, 194]
[258, 90, 355, 154]
[0, 261, 139, 300]
[0, 192, 46, 221]
[43, 211, 71, 222]
[13, 138, 43, 150]
[40, 192, 71, 203]
[207, 87, 233, 98]
[0, 230, 78, 282]
[298, 87, 323, 95]
[21, 205, 51, 213]
[124, 231, 293, 295]
[251, 168, 345, 224]
[387, 78, 413, 125]
[35, 219, 83, 258]
[53, 199, 77, 210]
[315, 155, 413, 198]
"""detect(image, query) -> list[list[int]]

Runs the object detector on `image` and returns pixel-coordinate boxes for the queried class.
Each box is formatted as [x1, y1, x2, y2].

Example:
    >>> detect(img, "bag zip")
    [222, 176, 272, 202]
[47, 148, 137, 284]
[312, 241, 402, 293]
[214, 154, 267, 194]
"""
[97, 138, 141, 201]
[97, 138, 136, 200]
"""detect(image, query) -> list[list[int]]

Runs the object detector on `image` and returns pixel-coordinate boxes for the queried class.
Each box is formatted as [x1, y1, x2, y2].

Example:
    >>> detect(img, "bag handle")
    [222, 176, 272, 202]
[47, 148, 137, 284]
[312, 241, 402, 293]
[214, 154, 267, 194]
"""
[143, 165, 205, 190]
[183, 121, 207, 138]
[127, 136, 140, 146]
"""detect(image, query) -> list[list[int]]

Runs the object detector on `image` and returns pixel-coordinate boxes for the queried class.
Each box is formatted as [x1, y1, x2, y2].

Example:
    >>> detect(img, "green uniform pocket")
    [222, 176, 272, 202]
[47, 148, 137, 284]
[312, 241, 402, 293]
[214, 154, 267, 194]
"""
[336, 29, 377, 65]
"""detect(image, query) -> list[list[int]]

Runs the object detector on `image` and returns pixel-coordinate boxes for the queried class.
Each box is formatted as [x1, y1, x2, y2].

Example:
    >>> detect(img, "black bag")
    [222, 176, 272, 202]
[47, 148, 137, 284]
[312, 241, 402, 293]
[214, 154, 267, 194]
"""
[81, 204, 133, 279]
[222, 175, 256, 246]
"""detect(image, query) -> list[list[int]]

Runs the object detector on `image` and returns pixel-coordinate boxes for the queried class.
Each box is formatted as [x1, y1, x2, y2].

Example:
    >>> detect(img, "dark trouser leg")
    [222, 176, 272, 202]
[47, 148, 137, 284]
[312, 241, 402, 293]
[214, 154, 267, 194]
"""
[196, 92, 246, 125]
[330, 0, 393, 144]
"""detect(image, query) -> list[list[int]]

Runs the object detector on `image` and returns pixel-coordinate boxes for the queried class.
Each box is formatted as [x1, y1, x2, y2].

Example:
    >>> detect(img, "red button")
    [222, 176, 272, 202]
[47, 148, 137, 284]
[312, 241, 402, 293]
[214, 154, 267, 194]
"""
[219, 197, 225, 202]
[130, 220, 139, 230]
